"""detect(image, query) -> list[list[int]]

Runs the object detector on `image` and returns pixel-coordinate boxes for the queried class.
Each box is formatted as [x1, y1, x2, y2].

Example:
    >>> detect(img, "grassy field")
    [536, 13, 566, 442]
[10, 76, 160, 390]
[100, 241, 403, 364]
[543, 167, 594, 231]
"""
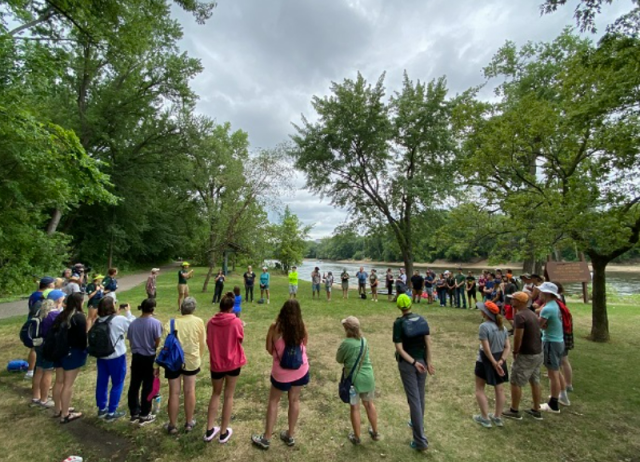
[0, 268, 639, 462]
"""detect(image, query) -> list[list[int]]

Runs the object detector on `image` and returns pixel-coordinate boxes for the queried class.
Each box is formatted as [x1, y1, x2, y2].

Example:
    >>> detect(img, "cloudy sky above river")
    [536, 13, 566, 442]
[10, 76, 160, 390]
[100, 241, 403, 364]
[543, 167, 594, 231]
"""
[174, 0, 630, 239]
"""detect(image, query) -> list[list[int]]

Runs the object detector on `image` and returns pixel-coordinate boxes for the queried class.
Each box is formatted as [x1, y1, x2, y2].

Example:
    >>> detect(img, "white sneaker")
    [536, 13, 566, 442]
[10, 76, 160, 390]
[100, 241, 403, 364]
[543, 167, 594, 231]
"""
[559, 392, 571, 407]
[540, 403, 561, 414]
[267, 299, 270, 305]
[24, 370, 34, 379]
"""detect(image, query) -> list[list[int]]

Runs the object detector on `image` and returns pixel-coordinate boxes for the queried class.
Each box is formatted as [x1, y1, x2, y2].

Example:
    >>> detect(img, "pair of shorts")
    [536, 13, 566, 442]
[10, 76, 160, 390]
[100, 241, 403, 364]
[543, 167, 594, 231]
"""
[353, 390, 375, 403]
[312, 283, 321, 292]
[289, 284, 298, 294]
[270, 371, 310, 392]
[177, 284, 189, 296]
[55, 348, 88, 371]
[543, 341, 564, 371]
[412, 289, 423, 296]
[165, 367, 200, 380]
[210, 368, 241, 380]
[425, 287, 433, 295]
[325, 286, 332, 293]
[475, 350, 509, 386]
[342, 282, 349, 290]
[35, 346, 54, 371]
[510, 353, 543, 386]
[260, 285, 269, 290]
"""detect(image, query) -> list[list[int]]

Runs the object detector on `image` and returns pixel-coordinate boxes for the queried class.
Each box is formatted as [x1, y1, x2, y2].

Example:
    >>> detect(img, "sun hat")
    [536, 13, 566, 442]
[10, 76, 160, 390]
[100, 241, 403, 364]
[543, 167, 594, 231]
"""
[40, 276, 55, 286]
[93, 274, 104, 281]
[47, 289, 66, 301]
[538, 282, 561, 298]
[68, 275, 80, 282]
[477, 301, 500, 321]
[506, 291, 530, 304]
[262, 266, 268, 270]
[341, 316, 360, 329]
[181, 262, 190, 267]
[520, 273, 531, 279]
[151, 268, 160, 273]
[397, 293, 412, 310]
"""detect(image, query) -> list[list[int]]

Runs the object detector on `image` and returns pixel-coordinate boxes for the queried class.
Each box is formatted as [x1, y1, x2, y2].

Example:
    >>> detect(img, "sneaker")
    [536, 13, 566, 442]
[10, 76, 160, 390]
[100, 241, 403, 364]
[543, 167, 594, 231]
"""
[525, 409, 543, 420]
[24, 370, 34, 379]
[219, 427, 233, 444]
[29, 398, 41, 407]
[97, 408, 108, 419]
[559, 393, 571, 407]
[251, 434, 270, 450]
[368, 427, 380, 441]
[473, 414, 492, 428]
[39, 400, 55, 409]
[566, 385, 574, 393]
[488, 413, 504, 427]
[138, 415, 156, 427]
[279, 430, 295, 446]
[129, 415, 140, 424]
[502, 409, 522, 420]
[540, 403, 560, 414]
[204, 426, 220, 442]
[105, 411, 126, 422]
[409, 441, 428, 451]
[348, 432, 361, 445]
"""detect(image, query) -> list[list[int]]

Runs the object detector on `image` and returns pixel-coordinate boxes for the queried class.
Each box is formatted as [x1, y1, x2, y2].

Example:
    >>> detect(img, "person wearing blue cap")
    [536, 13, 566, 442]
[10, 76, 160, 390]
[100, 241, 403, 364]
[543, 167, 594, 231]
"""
[24, 277, 55, 379]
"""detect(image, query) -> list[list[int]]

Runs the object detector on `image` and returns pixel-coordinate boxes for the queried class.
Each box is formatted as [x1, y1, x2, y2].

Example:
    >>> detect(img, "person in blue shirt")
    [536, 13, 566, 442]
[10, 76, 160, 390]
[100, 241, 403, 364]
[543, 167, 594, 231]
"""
[355, 267, 368, 297]
[537, 282, 567, 414]
[25, 276, 55, 379]
[260, 267, 271, 305]
[233, 286, 242, 317]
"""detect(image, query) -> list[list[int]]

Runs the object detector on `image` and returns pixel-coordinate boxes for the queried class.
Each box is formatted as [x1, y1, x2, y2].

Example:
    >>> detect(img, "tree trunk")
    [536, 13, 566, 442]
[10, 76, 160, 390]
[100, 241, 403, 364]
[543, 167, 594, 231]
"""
[46, 208, 63, 235]
[202, 265, 214, 292]
[589, 257, 610, 342]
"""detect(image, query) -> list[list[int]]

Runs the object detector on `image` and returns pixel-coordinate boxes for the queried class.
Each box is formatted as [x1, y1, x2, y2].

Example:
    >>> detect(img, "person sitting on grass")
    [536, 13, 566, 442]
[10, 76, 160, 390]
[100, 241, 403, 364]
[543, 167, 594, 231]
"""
[51, 292, 88, 423]
[394, 294, 435, 452]
[94, 297, 136, 422]
[163, 297, 206, 435]
[251, 300, 310, 450]
[204, 292, 247, 444]
[30, 297, 57, 408]
[324, 271, 335, 302]
[473, 301, 511, 429]
[336, 316, 380, 445]
[288, 266, 299, 299]
[127, 298, 163, 426]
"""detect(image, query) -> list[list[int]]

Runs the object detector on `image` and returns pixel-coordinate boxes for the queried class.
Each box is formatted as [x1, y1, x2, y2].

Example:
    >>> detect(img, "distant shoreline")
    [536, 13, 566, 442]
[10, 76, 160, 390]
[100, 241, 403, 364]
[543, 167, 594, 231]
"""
[322, 258, 640, 274]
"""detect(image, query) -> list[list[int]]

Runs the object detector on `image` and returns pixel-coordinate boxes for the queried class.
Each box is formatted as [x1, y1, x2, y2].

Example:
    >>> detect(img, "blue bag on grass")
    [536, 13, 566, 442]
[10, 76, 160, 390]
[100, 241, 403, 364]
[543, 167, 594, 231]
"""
[7, 360, 29, 372]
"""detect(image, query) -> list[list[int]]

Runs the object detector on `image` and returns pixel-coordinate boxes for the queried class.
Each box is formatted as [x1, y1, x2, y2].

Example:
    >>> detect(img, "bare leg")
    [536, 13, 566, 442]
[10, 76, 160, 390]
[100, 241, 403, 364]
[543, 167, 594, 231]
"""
[40, 370, 52, 402]
[168, 377, 181, 427]
[221, 375, 238, 433]
[349, 404, 361, 439]
[183, 375, 197, 423]
[362, 399, 378, 434]
[287, 386, 302, 438]
[61, 369, 80, 417]
[53, 368, 63, 414]
[27, 348, 36, 373]
[32, 368, 44, 400]
[474, 376, 489, 418]
[530, 380, 541, 410]
[494, 383, 505, 418]
[510, 383, 522, 410]
[561, 356, 573, 388]
[206, 378, 223, 431]
[264, 386, 283, 439]
[548, 369, 561, 399]
[266, 289, 270, 302]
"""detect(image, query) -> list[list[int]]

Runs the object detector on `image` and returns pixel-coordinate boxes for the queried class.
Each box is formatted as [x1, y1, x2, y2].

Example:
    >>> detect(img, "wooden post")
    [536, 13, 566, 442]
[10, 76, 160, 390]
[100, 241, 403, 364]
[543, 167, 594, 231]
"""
[580, 252, 589, 304]
[223, 251, 228, 275]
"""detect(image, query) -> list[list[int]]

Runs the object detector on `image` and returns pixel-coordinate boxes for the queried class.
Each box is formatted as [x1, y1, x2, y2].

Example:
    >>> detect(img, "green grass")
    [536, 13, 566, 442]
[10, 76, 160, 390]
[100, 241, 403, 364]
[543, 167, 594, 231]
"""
[0, 268, 639, 461]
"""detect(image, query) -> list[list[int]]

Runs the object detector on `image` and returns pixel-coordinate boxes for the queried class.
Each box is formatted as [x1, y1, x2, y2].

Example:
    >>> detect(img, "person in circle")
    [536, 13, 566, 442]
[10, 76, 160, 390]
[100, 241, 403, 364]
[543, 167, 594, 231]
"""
[251, 300, 309, 450]
[466, 271, 477, 308]
[394, 294, 435, 452]
[288, 266, 299, 299]
[356, 267, 368, 298]
[243, 266, 256, 303]
[336, 316, 379, 445]
[341, 268, 350, 299]
[260, 266, 271, 304]
[163, 297, 205, 435]
[368, 269, 378, 302]
[204, 292, 247, 444]
[472, 301, 510, 428]
[146, 268, 160, 299]
[177, 262, 193, 311]
[385, 268, 394, 302]
[212, 269, 226, 304]
[311, 267, 322, 300]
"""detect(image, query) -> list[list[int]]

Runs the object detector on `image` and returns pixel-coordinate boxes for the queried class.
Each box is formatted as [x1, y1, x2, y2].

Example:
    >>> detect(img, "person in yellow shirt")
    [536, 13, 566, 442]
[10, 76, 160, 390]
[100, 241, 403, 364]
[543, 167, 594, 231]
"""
[160, 297, 206, 435]
[288, 266, 299, 299]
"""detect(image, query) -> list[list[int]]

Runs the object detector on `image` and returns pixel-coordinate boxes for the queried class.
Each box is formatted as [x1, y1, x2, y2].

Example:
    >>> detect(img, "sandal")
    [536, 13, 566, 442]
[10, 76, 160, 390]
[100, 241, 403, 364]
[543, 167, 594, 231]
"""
[184, 420, 196, 433]
[60, 412, 83, 424]
[368, 427, 381, 441]
[164, 423, 178, 435]
[52, 407, 75, 418]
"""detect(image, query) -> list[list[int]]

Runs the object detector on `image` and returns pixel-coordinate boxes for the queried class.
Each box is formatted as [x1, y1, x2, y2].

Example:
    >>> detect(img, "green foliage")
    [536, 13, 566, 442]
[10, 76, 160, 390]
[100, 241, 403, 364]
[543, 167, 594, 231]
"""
[273, 207, 311, 272]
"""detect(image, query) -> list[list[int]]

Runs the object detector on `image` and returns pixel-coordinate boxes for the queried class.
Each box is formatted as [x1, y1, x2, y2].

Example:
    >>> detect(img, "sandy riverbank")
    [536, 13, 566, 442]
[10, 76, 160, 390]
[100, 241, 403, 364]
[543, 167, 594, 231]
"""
[331, 259, 640, 274]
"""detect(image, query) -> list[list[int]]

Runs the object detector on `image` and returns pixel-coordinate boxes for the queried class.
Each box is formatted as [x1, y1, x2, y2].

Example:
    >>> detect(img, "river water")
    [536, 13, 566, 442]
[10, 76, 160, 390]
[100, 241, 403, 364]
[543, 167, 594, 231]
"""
[289, 259, 638, 296]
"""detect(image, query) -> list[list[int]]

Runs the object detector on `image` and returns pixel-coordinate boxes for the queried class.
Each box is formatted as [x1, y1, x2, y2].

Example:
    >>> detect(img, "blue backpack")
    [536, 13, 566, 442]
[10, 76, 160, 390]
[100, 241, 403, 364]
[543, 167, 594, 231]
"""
[155, 319, 185, 372]
[275, 342, 304, 370]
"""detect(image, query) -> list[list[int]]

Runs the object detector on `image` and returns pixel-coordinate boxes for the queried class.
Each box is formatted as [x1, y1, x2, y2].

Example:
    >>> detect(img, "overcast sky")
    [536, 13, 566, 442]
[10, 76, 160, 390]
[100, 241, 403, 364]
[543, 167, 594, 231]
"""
[173, 0, 630, 239]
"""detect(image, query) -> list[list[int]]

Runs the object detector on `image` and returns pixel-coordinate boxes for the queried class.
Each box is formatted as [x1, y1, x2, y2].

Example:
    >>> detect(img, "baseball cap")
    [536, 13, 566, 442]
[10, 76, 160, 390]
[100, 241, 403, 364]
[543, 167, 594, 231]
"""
[507, 292, 530, 304]
[47, 289, 66, 301]
[40, 276, 55, 286]
[341, 316, 360, 329]
[477, 301, 500, 321]
[397, 293, 412, 310]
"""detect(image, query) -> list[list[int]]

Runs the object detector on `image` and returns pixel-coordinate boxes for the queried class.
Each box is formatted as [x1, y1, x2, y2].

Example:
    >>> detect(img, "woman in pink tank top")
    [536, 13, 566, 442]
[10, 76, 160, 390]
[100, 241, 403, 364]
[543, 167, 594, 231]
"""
[251, 300, 309, 450]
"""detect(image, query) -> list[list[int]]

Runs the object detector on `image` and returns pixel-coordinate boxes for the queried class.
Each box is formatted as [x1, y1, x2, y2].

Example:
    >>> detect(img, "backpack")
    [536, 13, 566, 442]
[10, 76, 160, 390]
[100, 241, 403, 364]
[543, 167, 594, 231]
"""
[557, 300, 573, 334]
[19, 312, 44, 348]
[401, 314, 430, 338]
[88, 315, 116, 358]
[275, 341, 303, 370]
[42, 316, 73, 362]
[155, 319, 185, 372]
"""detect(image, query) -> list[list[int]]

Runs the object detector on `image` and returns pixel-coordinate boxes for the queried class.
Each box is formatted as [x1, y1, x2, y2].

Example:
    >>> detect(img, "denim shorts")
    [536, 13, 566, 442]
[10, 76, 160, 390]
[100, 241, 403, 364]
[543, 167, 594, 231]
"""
[35, 346, 54, 371]
[270, 371, 310, 392]
[54, 348, 88, 371]
[312, 283, 321, 292]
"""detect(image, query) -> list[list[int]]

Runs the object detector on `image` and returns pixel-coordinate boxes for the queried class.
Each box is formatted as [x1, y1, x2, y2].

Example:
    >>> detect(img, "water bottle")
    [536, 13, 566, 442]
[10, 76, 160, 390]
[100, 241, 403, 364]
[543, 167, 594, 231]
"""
[152, 396, 161, 415]
[349, 385, 358, 405]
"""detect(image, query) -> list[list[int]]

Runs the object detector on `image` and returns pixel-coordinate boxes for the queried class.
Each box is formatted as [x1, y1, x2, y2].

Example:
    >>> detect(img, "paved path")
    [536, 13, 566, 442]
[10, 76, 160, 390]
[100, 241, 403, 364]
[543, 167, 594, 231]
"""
[0, 263, 178, 320]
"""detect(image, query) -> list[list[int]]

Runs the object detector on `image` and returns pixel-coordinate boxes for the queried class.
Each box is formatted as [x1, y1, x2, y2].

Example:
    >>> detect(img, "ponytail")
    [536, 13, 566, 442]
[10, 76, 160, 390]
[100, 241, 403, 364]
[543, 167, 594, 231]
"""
[495, 313, 504, 331]
[219, 292, 235, 312]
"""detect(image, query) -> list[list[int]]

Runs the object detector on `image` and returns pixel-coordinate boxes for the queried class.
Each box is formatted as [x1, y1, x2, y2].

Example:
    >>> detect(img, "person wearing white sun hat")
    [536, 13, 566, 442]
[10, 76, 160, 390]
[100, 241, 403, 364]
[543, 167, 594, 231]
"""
[536, 282, 567, 414]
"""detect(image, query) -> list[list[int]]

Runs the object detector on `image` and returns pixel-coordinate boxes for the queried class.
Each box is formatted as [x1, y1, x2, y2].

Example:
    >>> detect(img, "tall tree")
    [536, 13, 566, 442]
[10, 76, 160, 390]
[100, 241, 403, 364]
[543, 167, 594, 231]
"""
[273, 207, 311, 272]
[292, 72, 458, 281]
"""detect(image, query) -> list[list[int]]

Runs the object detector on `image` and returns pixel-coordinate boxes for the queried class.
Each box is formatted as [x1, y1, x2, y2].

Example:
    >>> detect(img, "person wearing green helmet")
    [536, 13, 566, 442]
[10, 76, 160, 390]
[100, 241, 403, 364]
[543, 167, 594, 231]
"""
[393, 294, 435, 452]
[178, 262, 194, 311]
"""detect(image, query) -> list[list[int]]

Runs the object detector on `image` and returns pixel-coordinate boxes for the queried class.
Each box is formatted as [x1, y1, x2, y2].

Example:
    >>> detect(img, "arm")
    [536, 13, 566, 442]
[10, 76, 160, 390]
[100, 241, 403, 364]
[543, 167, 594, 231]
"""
[481, 338, 505, 376]
[425, 335, 435, 375]
[266, 323, 277, 354]
[395, 342, 427, 373]
[512, 328, 524, 357]
[336, 341, 346, 364]
[199, 321, 207, 358]
[302, 324, 309, 346]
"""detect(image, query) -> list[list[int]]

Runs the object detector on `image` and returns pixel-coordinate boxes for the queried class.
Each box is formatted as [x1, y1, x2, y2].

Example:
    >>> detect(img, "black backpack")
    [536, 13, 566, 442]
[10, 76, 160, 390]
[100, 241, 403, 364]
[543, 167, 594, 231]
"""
[42, 318, 72, 362]
[19, 312, 43, 348]
[88, 315, 116, 358]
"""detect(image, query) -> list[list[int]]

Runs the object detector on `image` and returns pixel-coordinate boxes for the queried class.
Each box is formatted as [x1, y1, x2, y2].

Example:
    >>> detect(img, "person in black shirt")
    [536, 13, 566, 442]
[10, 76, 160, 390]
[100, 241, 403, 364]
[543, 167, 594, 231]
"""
[243, 266, 256, 303]
[466, 271, 477, 308]
[446, 272, 456, 307]
[410, 270, 425, 304]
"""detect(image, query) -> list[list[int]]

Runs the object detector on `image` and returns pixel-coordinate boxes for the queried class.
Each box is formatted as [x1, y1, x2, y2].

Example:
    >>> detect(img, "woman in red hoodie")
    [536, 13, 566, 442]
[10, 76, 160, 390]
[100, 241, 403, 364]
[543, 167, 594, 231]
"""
[204, 292, 247, 444]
